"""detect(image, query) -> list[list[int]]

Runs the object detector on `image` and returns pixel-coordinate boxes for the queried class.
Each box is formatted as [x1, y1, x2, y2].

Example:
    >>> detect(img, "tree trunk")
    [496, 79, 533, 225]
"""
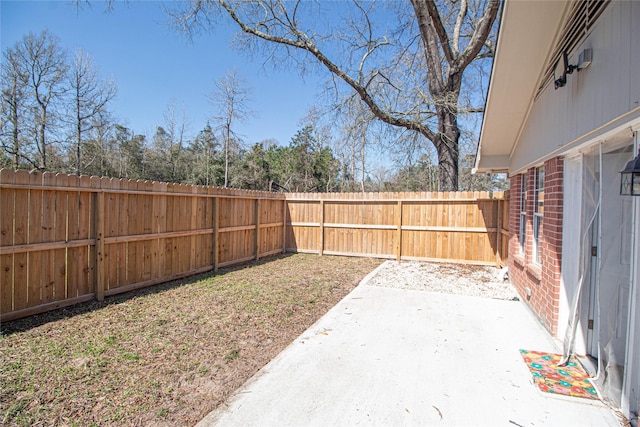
[76, 111, 82, 175]
[224, 124, 230, 187]
[434, 127, 459, 191]
[11, 91, 19, 168]
[360, 131, 366, 193]
[40, 109, 47, 170]
[432, 72, 462, 191]
[98, 130, 105, 176]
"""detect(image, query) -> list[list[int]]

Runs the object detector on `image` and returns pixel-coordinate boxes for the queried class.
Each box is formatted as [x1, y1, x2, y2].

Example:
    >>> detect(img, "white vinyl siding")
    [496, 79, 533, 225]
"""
[509, 1, 640, 175]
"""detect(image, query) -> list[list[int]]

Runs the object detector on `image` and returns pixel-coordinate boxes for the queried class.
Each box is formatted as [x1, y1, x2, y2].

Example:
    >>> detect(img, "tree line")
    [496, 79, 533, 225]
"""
[1, 30, 505, 192]
[1, 31, 116, 175]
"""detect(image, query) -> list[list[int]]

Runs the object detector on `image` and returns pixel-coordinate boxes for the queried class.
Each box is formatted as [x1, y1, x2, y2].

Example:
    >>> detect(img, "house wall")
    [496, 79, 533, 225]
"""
[509, 0, 640, 175]
[558, 154, 582, 344]
[499, 0, 640, 419]
[509, 157, 564, 335]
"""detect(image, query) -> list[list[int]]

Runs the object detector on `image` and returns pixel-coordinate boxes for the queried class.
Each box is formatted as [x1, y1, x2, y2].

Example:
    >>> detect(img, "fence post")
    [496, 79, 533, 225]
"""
[95, 190, 105, 301]
[190, 188, 198, 271]
[213, 197, 219, 272]
[319, 199, 324, 256]
[282, 198, 287, 254]
[396, 200, 403, 261]
[496, 198, 503, 268]
[255, 198, 261, 260]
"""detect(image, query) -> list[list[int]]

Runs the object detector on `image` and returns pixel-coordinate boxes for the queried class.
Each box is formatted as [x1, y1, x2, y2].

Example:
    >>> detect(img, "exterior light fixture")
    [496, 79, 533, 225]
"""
[554, 48, 592, 89]
[554, 52, 575, 89]
[620, 148, 640, 196]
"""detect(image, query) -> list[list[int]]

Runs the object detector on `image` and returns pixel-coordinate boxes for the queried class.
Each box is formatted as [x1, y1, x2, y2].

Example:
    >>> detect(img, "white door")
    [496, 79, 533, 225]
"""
[587, 145, 634, 405]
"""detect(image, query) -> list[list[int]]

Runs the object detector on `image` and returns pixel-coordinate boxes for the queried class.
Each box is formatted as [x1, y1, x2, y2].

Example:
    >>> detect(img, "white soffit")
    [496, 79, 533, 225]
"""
[476, 0, 569, 173]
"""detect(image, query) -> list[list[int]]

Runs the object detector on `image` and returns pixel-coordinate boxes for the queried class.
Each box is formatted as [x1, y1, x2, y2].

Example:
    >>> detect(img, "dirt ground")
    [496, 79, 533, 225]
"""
[366, 260, 516, 300]
[0, 254, 381, 426]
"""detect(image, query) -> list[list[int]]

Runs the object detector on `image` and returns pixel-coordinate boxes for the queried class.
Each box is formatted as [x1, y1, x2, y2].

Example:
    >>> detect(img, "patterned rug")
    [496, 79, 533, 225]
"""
[519, 349, 599, 400]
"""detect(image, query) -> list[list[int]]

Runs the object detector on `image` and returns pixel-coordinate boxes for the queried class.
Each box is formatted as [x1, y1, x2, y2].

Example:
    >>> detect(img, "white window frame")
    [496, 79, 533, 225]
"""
[519, 174, 527, 255]
[533, 166, 544, 266]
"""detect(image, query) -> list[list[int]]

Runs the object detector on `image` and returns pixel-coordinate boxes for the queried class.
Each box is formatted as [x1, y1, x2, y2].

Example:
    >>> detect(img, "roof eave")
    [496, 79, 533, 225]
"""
[475, 0, 571, 174]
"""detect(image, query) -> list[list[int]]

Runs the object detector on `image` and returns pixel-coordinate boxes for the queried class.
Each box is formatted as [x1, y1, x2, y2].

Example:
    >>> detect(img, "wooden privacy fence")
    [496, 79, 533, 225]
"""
[0, 169, 509, 321]
[0, 169, 286, 322]
[285, 191, 509, 266]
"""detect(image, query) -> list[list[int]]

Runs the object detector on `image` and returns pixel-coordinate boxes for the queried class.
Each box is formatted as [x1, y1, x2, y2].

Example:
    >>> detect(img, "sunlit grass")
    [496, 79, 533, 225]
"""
[1, 254, 381, 426]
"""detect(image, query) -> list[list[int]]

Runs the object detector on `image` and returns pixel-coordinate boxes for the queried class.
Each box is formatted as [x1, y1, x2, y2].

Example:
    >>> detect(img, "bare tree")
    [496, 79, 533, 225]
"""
[163, 101, 190, 181]
[0, 46, 29, 168]
[209, 69, 253, 187]
[145, 102, 191, 182]
[172, 0, 499, 191]
[13, 31, 68, 170]
[189, 122, 220, 186]
[369, 164, 392, 192]
[68, 49, 117, 175]
[333, 95, 379, 193]
[81, 111, 116, 177]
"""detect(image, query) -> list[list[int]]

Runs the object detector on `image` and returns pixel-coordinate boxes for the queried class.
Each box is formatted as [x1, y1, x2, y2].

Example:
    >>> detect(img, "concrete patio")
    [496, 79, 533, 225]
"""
[197, 264, 623, 427]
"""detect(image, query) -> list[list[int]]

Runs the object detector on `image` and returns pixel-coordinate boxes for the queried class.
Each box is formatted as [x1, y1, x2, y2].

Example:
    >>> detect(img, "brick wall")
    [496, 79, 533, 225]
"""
[508, 157, 564, 335]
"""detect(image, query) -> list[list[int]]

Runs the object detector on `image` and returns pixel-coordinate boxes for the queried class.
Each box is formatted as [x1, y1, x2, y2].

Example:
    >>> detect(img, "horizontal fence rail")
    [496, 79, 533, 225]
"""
[0, 169, 509, 321]
[0, 169, 286, 322]
[285, 191, 509, 266]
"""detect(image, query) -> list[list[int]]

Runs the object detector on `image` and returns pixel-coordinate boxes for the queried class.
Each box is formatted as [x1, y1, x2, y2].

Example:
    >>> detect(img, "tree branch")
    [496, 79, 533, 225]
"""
[358, 39, 389, 85]
[409, 0, 445, 94]
[219, 0, 436, 142]
[452, 0, 467, 56]
[422, 0, 455, 65]
[455, 0, 500, 73]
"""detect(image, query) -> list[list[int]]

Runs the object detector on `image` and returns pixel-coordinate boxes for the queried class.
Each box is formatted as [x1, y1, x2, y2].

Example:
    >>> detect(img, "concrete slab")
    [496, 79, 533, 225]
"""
[197, 271, 622, 426]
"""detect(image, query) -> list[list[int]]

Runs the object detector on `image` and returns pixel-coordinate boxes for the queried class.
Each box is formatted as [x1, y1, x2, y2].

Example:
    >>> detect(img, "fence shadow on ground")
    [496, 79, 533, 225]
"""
[0, 253, 295, 336]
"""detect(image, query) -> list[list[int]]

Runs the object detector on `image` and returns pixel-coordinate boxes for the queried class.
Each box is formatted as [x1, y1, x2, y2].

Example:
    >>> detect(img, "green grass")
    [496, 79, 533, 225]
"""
[0, 254, 380, 426]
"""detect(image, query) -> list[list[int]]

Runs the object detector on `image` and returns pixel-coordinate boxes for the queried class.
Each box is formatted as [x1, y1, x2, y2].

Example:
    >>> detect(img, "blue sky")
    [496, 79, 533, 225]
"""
[1, 0, 323, 146]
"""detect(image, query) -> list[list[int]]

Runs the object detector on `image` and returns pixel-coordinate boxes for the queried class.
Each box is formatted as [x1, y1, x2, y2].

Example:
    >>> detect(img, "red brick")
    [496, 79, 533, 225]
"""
[508, 157, 564, 336]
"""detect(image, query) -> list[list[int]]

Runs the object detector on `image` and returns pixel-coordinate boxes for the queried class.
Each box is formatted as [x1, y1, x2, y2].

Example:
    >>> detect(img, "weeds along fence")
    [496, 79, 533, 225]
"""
[0, 169, 509, 321]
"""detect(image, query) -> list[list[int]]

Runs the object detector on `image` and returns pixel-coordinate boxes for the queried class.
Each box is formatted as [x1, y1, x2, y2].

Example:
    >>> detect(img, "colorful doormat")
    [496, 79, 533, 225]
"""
[519, 349, 599, 400]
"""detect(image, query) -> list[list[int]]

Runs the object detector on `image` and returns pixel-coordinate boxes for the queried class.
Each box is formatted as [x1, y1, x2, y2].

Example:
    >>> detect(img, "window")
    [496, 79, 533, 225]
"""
[519, 174, 527, 254]
[533, 166, 545, 265]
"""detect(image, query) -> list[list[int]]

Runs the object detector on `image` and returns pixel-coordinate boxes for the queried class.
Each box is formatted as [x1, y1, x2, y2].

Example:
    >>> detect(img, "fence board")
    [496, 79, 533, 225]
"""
[28, 172, 43, 308]
[1, 169, 15, 314]
[192, 188, 204, 269]
[140, 181, 153, 282]
[67, 176, 82, 298]
[94, 179, 104, 300]
[116, 179, 135, 287]
[41, 173, 56, 304]
[163, 184, 174, 278]
[172, 190, 183, 275]
[76, 176, 92, 297]
[128, 180, 141, 285]
[178, 189, 191, 273]
[157, 181, 169, 279]
[51, 175, 67, 303]
[13, 170, 30, 311]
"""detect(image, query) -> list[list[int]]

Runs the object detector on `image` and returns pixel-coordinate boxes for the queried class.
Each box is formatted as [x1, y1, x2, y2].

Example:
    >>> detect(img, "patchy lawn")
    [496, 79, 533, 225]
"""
[1, 254, 381, 426]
